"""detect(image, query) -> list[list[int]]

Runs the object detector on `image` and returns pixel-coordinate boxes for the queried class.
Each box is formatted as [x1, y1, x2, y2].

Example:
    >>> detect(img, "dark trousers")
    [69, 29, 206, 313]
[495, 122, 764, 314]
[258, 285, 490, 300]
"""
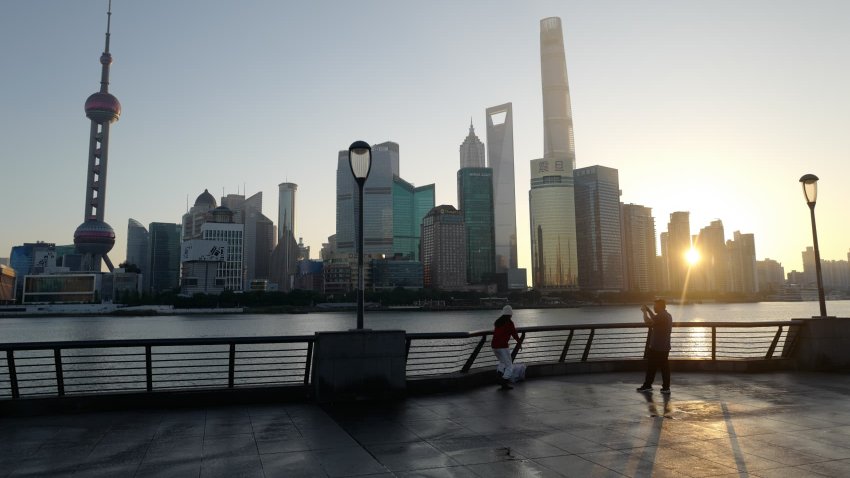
[643, 349, 670, 388]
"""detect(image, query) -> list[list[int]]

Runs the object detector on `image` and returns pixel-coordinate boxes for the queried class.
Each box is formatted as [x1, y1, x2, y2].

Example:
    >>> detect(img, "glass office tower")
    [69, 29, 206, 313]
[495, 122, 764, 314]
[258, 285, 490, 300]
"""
[486, 103, 518, 272]
[458, 168, 495, 284]
[148, 222, 182, 293]
[574, 165, 623, 291]
[529, 159, 577, 289]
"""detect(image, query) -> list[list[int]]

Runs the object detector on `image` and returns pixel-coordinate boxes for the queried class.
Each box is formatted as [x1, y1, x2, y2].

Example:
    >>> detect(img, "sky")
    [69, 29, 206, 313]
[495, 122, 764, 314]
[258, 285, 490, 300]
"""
[1, 1, 849, 275]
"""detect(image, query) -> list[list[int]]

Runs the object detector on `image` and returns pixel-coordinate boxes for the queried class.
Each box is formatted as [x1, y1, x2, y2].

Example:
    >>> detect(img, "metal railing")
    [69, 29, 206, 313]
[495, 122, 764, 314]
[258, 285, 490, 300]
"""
[405, 321, 799, 377]
[0, 321, 800, 400]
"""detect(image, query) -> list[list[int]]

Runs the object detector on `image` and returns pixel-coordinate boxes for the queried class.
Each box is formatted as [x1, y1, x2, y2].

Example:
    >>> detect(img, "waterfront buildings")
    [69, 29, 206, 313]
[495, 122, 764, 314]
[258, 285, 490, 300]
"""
[457, 167, 495, 285]
[757, 259, 785, 293]
[620, 203, 657, 293]
[182, 190, 217, 241]
[278, 182, 297, 243]
[0, 264, 15, 304]
[696, 220, 729, 294]
[727, 231, 758, 294]
[180, 239, 227, 295]
[528, 158, 577, 289]
[73, 5, 120, 273]
[200, 207, 244, 292]
[486, 103, 518, 272]
[222, 192, 275, 289]
[574, 165, 624, 291]
[148, 222, 181, 293]
[392, 177, 434, 261]
[421, 205, 467, 290]
[22, 274, 100, 304]
[371, 256, 423, 290]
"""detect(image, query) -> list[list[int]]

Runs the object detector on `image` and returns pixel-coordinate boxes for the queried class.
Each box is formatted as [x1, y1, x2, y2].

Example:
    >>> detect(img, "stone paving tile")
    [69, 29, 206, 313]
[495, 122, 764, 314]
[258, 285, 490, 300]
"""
[366, 441, 459, 472]
[466, 458, 567, 478]
[202, 433, 258, 458]
[530, 454, 627, 477]
[394, 466, 480, 478]
[200, 455, 264, 478]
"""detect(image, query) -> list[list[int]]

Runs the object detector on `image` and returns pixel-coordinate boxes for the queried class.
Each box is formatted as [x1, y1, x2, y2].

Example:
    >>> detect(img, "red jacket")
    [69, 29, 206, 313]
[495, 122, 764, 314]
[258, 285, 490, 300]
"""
[491, 317, 519, 348]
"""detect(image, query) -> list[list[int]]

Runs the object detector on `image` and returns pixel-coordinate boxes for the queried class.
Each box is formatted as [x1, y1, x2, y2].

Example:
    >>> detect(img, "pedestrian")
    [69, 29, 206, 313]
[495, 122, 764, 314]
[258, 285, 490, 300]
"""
[637, 298, 672, 394]
[492, 305, 520, 390]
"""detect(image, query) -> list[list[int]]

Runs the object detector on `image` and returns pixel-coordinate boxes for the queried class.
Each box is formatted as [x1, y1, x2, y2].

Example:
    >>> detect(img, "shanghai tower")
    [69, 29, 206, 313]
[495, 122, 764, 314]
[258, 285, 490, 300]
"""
[540, 17, 576, 170]
[74, 2, 121, 272]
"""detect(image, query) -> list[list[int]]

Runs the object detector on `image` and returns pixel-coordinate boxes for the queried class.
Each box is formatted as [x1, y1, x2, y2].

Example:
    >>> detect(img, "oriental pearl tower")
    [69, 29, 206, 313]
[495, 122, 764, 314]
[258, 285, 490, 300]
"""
[74, 1, 121, 272]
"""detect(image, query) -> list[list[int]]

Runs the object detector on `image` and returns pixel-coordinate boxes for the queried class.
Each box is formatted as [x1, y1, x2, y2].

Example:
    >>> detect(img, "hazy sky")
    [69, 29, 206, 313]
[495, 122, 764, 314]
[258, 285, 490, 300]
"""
[2, 1, 848, 274]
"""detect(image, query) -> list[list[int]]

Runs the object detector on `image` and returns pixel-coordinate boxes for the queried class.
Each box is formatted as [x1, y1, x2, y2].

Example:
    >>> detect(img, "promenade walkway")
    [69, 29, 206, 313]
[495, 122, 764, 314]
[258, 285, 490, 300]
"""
[2, 371, 850, 477]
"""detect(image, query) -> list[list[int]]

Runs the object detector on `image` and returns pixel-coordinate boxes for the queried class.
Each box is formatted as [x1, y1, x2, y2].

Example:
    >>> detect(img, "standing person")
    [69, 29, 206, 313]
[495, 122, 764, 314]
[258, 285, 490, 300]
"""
[637, 298, 673, 394]
[492, 305, 520, 390]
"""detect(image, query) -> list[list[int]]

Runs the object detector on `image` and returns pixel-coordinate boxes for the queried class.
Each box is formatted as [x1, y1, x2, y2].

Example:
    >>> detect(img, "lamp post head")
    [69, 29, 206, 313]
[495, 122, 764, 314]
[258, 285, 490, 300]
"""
[799, 174, 819, 206]
[349, 141, 372, 184]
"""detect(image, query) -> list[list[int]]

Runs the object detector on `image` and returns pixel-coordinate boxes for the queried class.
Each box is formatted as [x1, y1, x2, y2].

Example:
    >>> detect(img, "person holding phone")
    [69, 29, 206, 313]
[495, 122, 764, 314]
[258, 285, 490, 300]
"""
[637, 298, 673, 394]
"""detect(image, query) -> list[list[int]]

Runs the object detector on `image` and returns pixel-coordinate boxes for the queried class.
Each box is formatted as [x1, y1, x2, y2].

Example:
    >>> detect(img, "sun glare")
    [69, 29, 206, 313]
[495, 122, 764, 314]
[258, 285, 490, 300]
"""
[685, 248, 701, 266]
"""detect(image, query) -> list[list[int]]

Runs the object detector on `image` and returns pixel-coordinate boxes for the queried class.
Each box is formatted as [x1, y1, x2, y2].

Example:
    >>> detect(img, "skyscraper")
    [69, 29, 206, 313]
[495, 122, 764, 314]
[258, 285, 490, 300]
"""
[335, 142, 398, 256]
[665, 212, 692, 293]
[540, 17, 577, 171]
[459, 120, 485, 169]
[421, 205, 467, 290]
[458, 167, 495, 284]
[182, 189, 217, 240]
[620, 203, 657, 293]
[126, 219, 150, 286]
[201, 207, 244, 291]
[73, 4, 121, 272]
[528, 158, 577, 289]
[728, 231, 758, 294]
[278, 182, 297, 243]
[486, 103, 517, 271]
[574, 166, 623, 291]
[697, 220, 729, 294]
[392, 177, 434, 260]
[222, 192, 274, 289]
[149, 222, 182, 293]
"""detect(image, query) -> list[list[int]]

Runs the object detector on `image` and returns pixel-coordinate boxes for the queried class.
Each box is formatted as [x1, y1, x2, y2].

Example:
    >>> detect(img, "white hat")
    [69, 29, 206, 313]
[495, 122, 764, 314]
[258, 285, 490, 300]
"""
[501, 305, 513, 316]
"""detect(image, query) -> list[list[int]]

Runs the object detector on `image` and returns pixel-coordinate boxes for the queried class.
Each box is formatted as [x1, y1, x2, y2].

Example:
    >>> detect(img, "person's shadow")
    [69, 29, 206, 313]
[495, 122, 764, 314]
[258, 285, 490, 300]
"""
[639, 391, 673, 419]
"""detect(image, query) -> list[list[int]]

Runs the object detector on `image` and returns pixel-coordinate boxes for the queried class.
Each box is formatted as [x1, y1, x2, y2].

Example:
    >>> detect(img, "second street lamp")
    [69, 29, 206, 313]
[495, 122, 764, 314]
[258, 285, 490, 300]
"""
[800, 173, 827, 318]
[349, 141, 372, 329]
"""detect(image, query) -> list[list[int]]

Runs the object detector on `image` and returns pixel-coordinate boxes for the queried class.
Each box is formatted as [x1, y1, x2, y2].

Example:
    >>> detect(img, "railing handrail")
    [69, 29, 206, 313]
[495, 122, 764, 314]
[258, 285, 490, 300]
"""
[0, 335, 316, 351]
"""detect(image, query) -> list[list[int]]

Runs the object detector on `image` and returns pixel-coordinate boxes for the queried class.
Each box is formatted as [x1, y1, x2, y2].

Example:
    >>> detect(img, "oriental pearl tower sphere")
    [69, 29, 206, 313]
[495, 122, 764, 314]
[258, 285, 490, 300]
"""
[74, 1, 121, 272]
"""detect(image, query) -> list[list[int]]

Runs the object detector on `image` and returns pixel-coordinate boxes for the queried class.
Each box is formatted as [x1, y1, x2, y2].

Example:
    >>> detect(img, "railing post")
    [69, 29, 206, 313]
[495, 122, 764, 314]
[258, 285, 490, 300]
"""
[643, 328, 651, 359]
[559, 330, 575, 362]
[228, 343, 236, 389]
[54, 348, 65, 397]
[511, 332, 525, 361]
[405, 337, 411, 362]
[303, 340, 313, 385]
[7, 350, 19, 399]
[145, 345, 153, 392]
[711, 327, 716, 361]
[582, 329, 595, 362]
[461, 336, 488, 373]
[765, 326, 783, 360]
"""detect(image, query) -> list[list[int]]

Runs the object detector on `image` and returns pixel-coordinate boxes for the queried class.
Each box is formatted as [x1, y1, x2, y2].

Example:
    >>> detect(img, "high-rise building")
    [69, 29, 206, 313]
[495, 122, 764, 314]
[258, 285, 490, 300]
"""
[727, 231, 758, 294]
[620, 203, 657, 293]
[486, 103, 517, 271]
[574, 166, 623, 291]
[540, 17, 577, 171]
[73, 4, 121, 272]
[148, 223, 181, 293]
[421, 205, 467, 290]
[392, 177, 434, 260]
[201, 207, 244, 291]
[756, 259, 785, 293]
[182, 189, 217, 240]
[458, 167, 495, 284]
[459, 120, 486, 169]
[802, 246, 817, 287]
[278, 182, 297, 243]
[222, 192, 274, 289]
[126, 219, 149, 284]
[665, 212, 691, 293]
[696, 220, 728, 294]
[335, 142, 398, 256]
[528, 158, 577, 289]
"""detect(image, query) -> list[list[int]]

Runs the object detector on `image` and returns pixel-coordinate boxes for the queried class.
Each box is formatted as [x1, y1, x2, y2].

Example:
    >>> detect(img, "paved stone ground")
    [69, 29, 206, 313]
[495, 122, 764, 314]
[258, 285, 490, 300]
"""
[2, 372, 850, 477]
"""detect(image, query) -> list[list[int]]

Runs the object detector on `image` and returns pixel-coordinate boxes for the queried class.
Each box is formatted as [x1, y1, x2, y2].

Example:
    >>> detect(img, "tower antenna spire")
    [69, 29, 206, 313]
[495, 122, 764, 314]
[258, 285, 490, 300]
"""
[99, 0, 114, 93]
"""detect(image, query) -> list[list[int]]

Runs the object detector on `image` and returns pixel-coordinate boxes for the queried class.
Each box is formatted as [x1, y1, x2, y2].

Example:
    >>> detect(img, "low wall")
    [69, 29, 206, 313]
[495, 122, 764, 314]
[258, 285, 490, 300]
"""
[793, 317, 850, 371]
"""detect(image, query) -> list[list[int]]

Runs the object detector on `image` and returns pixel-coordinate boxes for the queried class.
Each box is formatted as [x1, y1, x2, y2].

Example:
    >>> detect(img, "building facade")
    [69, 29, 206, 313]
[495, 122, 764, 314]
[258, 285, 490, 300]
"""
[148, 222, 182, 293]
[540, 16, 577, 171]
[727, 231, 758, 294]
[200, 207, 244, 291]
[278, 182, 297, 243]
[457, 167, 495, 284]
[392, 177, 435, 261]
[486, 103, 518, 272]
[459, 121, 486, 169]
[126, 218, 150, 286]
[574, 165, 623, 291]
[620, 203, 657, 293]
[529, 158, 577, 289]
[665, 212, 691, 293]
[421, 205, 467, 290]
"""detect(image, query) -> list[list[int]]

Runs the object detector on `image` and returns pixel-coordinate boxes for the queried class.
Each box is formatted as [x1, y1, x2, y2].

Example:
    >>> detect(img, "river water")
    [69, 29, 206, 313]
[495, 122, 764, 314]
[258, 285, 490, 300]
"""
[1, 301, 848, 343]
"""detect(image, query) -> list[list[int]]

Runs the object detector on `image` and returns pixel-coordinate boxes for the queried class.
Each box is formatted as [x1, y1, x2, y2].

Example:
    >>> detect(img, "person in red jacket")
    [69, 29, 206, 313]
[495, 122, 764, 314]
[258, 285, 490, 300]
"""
[491, 305, 520, 390]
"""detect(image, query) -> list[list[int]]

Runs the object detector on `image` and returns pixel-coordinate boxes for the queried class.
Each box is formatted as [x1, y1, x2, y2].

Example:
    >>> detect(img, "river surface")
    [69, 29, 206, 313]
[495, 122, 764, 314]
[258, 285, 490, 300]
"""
[1, 301, 848, 343]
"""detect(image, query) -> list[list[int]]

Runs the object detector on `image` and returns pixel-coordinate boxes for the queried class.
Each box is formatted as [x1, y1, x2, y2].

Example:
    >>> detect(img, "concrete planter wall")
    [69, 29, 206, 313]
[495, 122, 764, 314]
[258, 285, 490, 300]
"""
[792, 317, 850, 371]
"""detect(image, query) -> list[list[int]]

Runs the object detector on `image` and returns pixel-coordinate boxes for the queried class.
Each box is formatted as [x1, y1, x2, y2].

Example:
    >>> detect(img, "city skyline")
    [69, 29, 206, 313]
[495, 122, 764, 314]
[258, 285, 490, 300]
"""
[2, 2, 849, 274]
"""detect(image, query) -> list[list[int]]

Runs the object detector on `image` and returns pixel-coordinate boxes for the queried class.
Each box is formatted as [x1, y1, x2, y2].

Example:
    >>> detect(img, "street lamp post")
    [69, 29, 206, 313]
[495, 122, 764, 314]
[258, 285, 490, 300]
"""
[349, 141, 372, 329]
[800, 174, 827, 318]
